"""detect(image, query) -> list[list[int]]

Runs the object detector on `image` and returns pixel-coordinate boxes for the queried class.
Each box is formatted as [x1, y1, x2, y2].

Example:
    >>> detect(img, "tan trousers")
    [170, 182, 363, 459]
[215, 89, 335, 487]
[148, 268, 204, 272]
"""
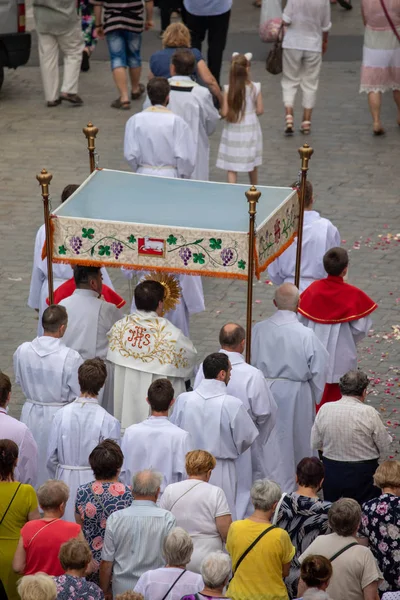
[37, 22, 84, 102]
[281, 48, 322, 109]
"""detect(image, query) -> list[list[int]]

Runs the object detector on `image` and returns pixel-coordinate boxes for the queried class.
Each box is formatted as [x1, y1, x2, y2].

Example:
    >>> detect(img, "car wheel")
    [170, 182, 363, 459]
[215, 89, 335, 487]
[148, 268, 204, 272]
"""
[0, 66, 4, 91]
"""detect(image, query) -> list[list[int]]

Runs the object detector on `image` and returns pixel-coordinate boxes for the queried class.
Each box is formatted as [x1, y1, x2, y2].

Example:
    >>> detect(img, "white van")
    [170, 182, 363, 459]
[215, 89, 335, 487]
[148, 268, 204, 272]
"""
[0, 0, 31, 90]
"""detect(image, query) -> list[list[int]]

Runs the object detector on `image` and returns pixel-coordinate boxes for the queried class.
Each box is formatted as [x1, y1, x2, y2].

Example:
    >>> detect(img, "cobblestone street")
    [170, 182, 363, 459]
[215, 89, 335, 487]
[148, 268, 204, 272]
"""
[0, 0, 399, 457]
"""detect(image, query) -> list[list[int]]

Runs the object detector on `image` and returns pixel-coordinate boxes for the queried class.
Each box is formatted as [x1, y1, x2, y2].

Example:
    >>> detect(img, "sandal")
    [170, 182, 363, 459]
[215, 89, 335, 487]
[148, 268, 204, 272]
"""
[131, 83, 145, 100]
[111, 98, 131, 110]
[300, 120, 311, 134]
[373, 128, 385, 136]
[60, 93, 83, 105]
[337, 0, 352, 9]
[47, 98, 61, 107]
[284, 115, 294, 136]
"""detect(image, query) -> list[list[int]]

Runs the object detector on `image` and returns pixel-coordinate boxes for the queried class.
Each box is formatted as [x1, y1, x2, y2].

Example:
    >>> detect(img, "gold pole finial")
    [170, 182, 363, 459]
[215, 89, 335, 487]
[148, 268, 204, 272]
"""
[37, 169, 54, 304]
[298, 143, 314, 170]
[83, 122, 99, 173]
[36, 168, 53, 194]
[245, 185, 261, 216]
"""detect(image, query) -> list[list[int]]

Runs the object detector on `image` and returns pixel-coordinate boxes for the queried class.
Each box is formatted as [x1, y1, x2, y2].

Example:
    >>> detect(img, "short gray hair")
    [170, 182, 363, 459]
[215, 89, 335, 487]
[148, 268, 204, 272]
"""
[131, 469, 162, 496]
[37, 480, 69, 510]
[163, 527, 193, 566]
[328, 498, 361, 537]
[339, 370, 369, 398]
[250, 479, 281, 512]
[274, 283, 299, 311]
[201, 552, 232, 588]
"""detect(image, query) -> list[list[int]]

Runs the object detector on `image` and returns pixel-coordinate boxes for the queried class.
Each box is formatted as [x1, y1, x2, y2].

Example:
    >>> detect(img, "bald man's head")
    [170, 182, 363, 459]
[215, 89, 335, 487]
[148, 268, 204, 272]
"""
[219, 323, 246, 353]
[274, 283, 299, 312]
[132, 469, 162, 498]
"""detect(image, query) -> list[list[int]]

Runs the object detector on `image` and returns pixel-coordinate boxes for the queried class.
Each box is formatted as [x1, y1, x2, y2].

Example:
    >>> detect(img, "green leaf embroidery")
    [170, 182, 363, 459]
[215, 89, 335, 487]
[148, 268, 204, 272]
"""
[82, 227, 95, 239]
[58, 245, 66, 255]
[193, 253, 205, 264]
[128, 235, 136, 244]
[193, 239, 204, 245]
[167, 234, 177, 245]
[209, 238, 222, 250]
[98, 245, 111, 256]
[90, 247, 95, 256]
[238, 260, 246, 270]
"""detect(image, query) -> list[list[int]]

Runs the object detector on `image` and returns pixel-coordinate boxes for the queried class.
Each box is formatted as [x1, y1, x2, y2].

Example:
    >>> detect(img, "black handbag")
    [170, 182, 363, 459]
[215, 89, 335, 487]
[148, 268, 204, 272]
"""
[266, 25, 284, 75]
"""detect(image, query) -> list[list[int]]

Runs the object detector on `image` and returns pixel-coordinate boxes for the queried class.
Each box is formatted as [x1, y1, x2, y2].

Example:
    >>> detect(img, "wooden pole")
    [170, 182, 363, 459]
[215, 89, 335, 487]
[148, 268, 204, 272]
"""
[83, 122, 99, 173]
[36, 169, 54, 305]
[245, 185, 261, 364]
[294, 143, 314, 289]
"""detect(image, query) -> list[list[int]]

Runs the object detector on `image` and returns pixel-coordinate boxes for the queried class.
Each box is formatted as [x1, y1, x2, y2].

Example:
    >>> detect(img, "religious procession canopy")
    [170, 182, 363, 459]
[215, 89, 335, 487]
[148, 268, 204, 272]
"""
[50, 169, 298, 280]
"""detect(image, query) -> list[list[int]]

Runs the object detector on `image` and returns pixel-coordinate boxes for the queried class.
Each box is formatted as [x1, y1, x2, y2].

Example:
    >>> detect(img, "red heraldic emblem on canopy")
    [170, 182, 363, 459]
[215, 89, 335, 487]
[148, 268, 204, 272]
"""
[47, 278, 126, 308]
[138, 237, 165, 257]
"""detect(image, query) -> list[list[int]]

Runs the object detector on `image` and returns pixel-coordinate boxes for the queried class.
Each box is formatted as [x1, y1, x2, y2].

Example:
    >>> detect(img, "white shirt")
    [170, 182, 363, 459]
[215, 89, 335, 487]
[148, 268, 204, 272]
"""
[282, 0, 332, 53]
[0, 408, 38, 486]
[134, 567, 203, 600]
[311, 395, 392, 461]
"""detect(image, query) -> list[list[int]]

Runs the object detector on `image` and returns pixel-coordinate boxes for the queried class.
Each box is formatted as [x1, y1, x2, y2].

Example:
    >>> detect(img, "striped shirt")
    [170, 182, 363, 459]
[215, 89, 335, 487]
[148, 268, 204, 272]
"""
[101, 500, 176, 595]
[90, 0, 150, 34]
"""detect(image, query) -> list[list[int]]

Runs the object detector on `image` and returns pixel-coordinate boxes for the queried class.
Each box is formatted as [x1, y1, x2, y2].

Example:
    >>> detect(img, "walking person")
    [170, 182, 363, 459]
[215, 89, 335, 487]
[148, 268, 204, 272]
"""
[360, 0, 400, 134]
[216, 53, 263, 185]
[92, 0, 154, 109]
[33, 0, 84, 106]
[79, 0, 97, 72]
[281, 0, 331, 135]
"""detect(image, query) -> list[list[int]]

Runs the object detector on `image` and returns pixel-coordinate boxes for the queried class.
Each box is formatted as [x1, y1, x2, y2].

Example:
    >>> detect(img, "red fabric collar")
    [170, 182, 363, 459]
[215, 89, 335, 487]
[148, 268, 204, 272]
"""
[47, 279, 126, 309]
[298, 275, 377, 324]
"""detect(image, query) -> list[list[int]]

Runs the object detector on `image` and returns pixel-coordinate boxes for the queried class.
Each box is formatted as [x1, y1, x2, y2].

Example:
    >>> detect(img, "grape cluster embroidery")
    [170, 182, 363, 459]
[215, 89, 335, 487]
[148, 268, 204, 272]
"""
[179, 247, 192, 265]
[221, 247, 234, 266]
[70, 236, 83, 255]
[111, 241, 124, 259]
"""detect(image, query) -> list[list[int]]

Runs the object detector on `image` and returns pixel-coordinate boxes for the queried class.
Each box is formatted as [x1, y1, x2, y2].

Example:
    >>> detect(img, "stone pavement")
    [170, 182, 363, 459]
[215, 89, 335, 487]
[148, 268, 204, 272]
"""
[0, 1, 399, 457]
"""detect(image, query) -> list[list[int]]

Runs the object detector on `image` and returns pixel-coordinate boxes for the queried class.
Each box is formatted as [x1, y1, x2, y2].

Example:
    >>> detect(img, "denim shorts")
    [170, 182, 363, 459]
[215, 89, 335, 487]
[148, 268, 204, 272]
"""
[106, 29, 142, 70]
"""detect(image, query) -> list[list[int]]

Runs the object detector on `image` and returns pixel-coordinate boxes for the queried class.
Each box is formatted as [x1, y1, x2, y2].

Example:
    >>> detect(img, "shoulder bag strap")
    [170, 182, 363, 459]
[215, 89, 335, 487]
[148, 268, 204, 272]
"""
[169, 481, 203, 511]
[0, 483, 21, 526]
[272, 493, 287, 525]
[27, 518, 60, 547]
[233, 525, 277, 574]
[378, 0, 400, 42]
[160, 569, 186, 600]
[329, 542, 359, 562]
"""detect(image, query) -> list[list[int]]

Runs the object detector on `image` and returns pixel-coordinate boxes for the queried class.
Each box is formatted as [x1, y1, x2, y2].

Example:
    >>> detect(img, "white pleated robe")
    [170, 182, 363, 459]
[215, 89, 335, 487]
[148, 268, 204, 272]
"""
[251, 310, 329, 493]
[47, 398, 121, 522]
[13, 336, 83, 487]
[121, 416, 193, 495]
[0, 409, 38, 486]
[124, 106, 196, 178]
[268, 211, 341, 292]
[194, 349, 277, 519]
[28, 223, 114, 336]
[170, 379, 259, 520]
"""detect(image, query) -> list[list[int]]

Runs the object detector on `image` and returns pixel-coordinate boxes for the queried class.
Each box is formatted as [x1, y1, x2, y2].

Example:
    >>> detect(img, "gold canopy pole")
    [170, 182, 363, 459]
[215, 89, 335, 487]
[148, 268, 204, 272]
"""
[83, 122, 99, 174]
[245, 185, 261, 364]
[294, 143, 314, 290]
[37, 169, 54, 305]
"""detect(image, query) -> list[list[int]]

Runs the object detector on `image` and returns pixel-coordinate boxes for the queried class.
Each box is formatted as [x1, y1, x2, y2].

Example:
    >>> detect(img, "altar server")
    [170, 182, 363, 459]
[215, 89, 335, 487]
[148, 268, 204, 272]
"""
[298, 247, 377, 408]
[194, 323, 277, 519]
[47, 358, 121, 522]
[121, 379, 193, 496]
[168, 49, 219, 181]
[13, 305, 82, 487]
[252, 283, 329, 493]
[171, 352, 259, 520]
[107, 280, 197, 430]
[268, 181, 341, 292]
[28, 184, 114, 336]
[0, 372, 38, 486]
[124, 77, 196, 179]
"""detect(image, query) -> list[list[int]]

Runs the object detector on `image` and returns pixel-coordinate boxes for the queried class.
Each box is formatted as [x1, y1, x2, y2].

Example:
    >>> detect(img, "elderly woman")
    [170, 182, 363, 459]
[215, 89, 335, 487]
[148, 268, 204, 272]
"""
[75, 439, 133, 583]
[149, 23, 222, 104]
[160, 450, 232, 573]
[17, 573, 57, 600]
[359, 460, 400, 593]
[276, 458, 331, 598]
[181, 551, 232, 600]
[299, 498, 382, 600]
[134, 527, 203, 599]
[13, 480, 83, 576]
[54, 538, 104, 600]
[0, 440, 39, 600]
[298, 555, 333, 600]
[226, 479, 295, 600]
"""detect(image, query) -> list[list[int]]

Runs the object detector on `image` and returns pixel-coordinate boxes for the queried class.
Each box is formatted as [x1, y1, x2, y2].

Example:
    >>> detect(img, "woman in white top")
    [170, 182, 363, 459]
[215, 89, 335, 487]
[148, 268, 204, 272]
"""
[160, 450, 232, 573]
[281, 0, 331, 135]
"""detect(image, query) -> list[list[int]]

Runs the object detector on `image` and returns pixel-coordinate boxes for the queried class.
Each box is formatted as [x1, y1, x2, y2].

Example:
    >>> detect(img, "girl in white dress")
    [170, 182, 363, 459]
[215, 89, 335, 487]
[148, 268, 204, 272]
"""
[216, 52, 264, 184]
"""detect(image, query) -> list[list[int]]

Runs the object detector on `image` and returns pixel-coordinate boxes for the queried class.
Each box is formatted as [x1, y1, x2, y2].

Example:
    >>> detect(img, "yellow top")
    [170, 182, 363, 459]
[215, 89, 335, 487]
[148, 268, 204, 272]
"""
[226, 519, 295, 600]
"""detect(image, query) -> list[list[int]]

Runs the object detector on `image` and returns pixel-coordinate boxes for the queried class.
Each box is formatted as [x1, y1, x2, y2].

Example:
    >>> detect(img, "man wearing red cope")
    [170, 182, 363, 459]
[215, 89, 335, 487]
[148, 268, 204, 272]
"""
[47, 278, 125, 309]
[298, 247, 377, 411]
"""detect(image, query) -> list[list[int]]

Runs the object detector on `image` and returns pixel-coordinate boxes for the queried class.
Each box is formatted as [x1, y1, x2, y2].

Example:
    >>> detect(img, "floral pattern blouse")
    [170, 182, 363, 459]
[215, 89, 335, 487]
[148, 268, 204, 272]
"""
[75, 481, 133, 582]
[360, 493, 400, 592]
[54, 574, 104, 600]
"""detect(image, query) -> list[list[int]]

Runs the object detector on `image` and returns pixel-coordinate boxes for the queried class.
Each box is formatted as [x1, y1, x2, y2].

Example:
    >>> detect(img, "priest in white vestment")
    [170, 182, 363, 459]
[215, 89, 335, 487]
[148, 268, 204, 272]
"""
[268, 181, 340, 292]
[168, 49, 219, 181]
[194, 323, 277, 520]
[124, 77, 196, 179]
[13, 305, 82, 487]
[107, 280, 197, 431]
[60, 266, 122, 412]
[47, 358, 121, 522]
[122, 269, 205, 337]
[171, 352, 259, 520]
[251, 284, 329, 493]
[0, 372, 38, 486]
[121, 379, 193, 496]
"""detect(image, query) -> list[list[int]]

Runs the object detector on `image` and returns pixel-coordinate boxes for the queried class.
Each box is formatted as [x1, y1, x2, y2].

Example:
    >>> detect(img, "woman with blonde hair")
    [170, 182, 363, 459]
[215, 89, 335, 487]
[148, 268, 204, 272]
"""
[17, 573, 57, 600]
[160, 450, 232, 573]
[216, 53, 263, 184]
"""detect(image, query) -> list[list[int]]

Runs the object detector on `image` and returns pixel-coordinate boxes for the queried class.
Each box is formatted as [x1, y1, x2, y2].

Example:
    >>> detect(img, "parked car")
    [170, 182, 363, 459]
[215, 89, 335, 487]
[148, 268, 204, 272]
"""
[0, 0, 31, 91]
